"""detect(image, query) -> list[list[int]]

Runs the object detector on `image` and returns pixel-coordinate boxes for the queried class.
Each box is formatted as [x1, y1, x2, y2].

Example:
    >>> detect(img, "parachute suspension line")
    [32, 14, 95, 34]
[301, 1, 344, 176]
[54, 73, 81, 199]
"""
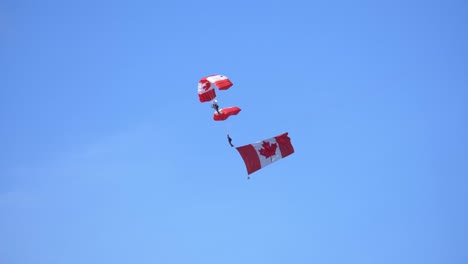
[224, 119, 231, 135]
[225, 123, 230, 140]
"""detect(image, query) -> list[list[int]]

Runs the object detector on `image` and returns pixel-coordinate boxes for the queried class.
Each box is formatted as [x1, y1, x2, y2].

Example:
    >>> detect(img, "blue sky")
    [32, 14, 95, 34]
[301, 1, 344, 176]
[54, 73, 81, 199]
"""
[1, 0, 467, 263]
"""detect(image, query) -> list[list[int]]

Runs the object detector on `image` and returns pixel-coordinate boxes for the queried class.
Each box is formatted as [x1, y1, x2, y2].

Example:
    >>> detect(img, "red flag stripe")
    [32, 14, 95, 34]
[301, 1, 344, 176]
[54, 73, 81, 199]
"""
[236, 144, 261, 175]
[275, 133, 295, 158]
[214, 79, 233, 90]
[198, 89, 216, 102]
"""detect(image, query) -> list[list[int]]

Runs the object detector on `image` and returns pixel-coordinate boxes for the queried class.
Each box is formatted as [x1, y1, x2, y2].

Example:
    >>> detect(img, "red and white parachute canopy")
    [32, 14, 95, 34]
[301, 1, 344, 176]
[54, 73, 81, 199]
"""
[213, 106, 241, 121]
[198, 74, 233, 102]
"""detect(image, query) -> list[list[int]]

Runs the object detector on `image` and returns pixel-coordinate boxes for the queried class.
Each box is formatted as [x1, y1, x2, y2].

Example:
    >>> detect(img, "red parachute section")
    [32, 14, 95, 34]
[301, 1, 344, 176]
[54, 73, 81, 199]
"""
[213, 107, 242, 121]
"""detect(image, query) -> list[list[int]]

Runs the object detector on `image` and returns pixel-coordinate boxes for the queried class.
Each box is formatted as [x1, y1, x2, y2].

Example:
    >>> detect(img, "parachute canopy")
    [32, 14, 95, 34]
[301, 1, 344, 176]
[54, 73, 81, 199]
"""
[198, 75, 233, 102]
[236, 133, 294, 175]
[213, 106, 241, 121]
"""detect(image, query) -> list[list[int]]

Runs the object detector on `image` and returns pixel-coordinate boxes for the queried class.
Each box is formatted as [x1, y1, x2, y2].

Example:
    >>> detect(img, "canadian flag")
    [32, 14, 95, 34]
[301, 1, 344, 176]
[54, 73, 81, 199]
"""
[236, 132, 295, 175]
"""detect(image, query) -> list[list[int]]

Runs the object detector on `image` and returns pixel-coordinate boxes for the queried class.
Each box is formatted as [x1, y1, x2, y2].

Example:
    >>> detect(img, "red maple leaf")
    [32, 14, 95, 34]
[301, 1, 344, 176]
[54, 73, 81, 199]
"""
[259, 141, 277, 159]
[200, 80, 211, 91]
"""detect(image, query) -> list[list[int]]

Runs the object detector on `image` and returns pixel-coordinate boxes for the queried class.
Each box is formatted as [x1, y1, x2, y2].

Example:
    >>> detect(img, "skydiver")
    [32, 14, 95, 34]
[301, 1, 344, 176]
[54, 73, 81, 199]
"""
[227, 134, 234, 147]
[211, 100, 221, 115]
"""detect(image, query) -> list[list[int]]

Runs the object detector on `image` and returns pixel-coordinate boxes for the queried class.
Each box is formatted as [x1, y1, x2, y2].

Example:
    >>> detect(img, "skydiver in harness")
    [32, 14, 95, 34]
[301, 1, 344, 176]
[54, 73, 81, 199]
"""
[227, 133, 234, 147]
[211, 100, 221, 115]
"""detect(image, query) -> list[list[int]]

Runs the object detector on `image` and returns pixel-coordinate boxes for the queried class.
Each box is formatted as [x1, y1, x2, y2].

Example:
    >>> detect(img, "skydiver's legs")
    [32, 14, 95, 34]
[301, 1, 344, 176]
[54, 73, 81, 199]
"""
[227, 134, 234, 147]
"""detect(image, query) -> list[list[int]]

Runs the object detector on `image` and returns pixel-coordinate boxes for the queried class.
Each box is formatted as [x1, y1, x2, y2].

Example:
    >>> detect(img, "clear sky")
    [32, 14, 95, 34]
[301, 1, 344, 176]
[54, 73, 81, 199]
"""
[1, 0, 467, 263]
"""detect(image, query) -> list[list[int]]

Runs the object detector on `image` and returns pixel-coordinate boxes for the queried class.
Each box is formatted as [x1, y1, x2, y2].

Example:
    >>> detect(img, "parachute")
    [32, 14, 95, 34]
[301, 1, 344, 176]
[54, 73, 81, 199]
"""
[198, 75, 233, 102]
[213, 106, 241, 121]
[198, 74, 240, 121]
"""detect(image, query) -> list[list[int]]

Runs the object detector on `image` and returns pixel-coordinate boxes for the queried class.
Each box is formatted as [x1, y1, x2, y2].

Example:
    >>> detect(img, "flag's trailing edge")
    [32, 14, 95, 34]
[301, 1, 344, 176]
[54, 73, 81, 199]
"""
[236, 132, 294, 175]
